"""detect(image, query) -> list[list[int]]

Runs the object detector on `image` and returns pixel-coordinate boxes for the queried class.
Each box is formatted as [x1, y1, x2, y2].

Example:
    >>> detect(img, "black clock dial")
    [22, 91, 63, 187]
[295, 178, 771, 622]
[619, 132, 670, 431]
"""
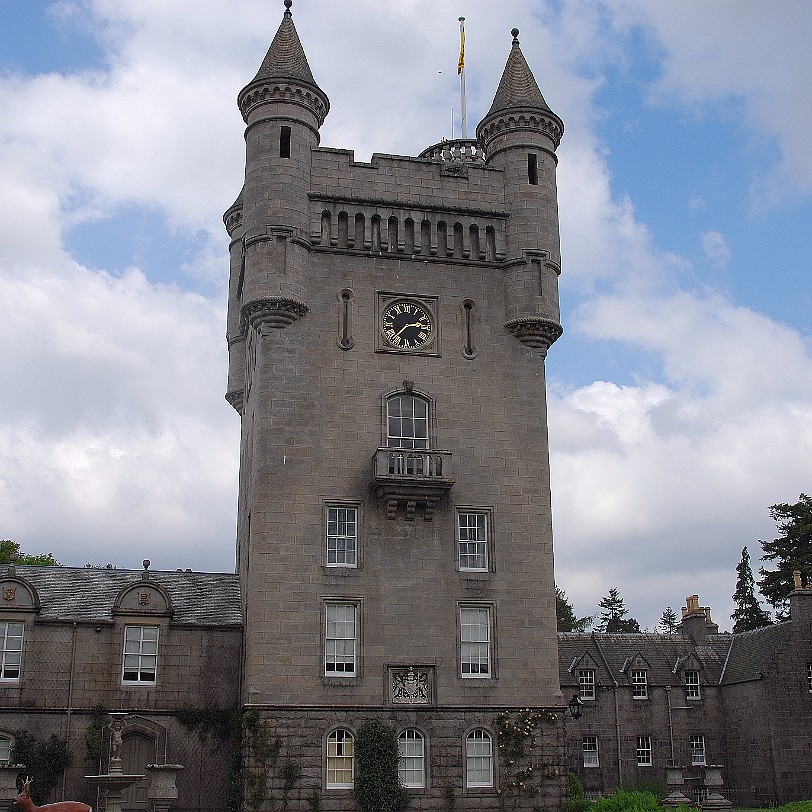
[381, 301, 433, 350]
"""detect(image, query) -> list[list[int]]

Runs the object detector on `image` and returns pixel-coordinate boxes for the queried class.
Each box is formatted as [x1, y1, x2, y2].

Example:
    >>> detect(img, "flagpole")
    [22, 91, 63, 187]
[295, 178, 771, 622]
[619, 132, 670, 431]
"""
[458, 17, 467, 139]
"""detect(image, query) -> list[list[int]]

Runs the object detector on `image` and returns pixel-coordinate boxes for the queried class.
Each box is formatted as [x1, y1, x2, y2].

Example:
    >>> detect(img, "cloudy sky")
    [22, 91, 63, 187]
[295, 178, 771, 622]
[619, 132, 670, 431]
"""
[1, 0, 810, 631]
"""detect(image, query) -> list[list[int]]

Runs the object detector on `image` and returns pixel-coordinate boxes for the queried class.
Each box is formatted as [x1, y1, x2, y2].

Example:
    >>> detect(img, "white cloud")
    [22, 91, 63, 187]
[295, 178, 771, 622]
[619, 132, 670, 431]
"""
[701, 230, 732, 269]
[0, 1, 810, 630]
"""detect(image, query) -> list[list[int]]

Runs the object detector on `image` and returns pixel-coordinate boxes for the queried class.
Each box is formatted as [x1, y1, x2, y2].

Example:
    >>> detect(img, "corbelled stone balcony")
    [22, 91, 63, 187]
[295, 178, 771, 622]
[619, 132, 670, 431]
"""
[372, 448, 454, 521]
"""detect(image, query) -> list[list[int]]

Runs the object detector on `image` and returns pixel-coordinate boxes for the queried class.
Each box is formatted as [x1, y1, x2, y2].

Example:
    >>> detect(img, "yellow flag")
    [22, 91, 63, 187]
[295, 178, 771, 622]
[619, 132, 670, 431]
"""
[457, 27, 465, 75]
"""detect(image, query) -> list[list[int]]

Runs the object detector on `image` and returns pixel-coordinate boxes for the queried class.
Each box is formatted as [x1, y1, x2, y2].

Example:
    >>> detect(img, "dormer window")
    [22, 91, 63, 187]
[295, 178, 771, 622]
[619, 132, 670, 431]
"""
[685, 670, 701, 700]
[578, 668, 596, 700]
[631, 669, 648, 699]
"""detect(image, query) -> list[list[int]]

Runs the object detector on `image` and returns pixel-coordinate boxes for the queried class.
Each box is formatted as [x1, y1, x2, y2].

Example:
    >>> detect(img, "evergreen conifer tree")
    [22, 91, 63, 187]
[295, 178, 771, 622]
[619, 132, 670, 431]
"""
[596, 587, 640, 633]
[732, 546, 771, 632]
[556, 587, 592, 632]
[658, 606, 679, 634]
[758, 494, 812, 620]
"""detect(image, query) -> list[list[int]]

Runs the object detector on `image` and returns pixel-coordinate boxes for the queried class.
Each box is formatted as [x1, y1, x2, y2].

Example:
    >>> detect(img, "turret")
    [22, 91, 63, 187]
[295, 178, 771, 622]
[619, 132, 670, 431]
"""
[223, 0, 329, 410]
[476, 29, 564, 354]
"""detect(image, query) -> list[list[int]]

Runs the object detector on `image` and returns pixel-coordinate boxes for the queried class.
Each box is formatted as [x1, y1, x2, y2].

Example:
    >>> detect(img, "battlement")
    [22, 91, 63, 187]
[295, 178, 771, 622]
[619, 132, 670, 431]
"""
[308, 147, 508, 261]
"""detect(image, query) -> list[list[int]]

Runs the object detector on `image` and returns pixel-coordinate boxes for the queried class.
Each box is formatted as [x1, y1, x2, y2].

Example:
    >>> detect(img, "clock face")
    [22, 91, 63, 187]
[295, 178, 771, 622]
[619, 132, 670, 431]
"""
[381, 300, 434, 350]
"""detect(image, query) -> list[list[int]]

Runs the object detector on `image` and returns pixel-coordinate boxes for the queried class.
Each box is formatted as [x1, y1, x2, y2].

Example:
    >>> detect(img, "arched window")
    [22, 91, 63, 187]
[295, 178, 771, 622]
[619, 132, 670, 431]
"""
[398, 729, 425, 788]
[337, 211, 349, 249]
[320, 210, 331, 246]
[465, 729, 493, 787]
[387, 395, 428, 449]
[326, 729, 354, 789]
[354, 212, 365, 249]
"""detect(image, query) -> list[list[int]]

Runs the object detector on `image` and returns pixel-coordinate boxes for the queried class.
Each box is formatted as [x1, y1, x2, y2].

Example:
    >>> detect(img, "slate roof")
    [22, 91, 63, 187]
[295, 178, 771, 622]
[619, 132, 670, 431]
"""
[487, 32, 553, 116]
[6, 565, 241, 627]
[558, 632, 733, 688]
[251, 6, 318, 87]
[719, 621, 794, 684]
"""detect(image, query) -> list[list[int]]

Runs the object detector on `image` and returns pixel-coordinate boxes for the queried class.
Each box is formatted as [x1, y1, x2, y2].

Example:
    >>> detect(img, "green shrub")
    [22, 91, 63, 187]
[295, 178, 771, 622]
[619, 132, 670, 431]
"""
[590, 788, 661, 812]
[354, 720, 408, 812]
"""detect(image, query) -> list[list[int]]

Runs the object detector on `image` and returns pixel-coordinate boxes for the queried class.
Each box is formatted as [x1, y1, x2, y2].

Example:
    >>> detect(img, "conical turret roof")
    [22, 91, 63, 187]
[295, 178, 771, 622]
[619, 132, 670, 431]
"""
[487, 29, 552, 115]
[238, 1, 329, 126]
[251, 3, 317, 85]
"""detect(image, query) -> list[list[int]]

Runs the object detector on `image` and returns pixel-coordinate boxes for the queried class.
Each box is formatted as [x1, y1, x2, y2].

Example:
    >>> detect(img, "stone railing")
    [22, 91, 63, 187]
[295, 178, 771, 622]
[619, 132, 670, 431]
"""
[371, 448, 454, 521]
[418, 138, 485, 164]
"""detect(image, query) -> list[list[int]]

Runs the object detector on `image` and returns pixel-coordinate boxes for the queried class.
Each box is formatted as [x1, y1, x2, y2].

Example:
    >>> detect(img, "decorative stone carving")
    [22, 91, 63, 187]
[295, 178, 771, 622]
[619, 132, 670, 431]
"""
[503, 317, 563, 354]
[241, 297, 309, 331]
[390, 667, 432, 704]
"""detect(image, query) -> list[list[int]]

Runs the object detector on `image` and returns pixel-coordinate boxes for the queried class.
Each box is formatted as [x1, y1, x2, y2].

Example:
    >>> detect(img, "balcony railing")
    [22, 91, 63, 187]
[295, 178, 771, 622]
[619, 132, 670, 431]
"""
[372, 448, 455, 521]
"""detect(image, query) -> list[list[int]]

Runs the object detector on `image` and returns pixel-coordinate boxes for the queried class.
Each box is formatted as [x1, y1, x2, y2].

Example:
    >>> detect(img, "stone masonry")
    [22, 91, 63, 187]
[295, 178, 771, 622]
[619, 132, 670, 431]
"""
[224, 4, 567, 809]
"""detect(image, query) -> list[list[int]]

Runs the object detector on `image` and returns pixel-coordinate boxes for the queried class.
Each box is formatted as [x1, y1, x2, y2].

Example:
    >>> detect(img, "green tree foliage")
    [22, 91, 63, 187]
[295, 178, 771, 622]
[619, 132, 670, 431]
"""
[0, 540, 59, 567]
[10, 732, 71, 804]
[556, 587, 592, 632]
[658, 606, 679, 634]
[732, 546, 771, 632]
[354, 720, 408, 812]
[759, 494, 812, 620]
[596, 587, 641, 633]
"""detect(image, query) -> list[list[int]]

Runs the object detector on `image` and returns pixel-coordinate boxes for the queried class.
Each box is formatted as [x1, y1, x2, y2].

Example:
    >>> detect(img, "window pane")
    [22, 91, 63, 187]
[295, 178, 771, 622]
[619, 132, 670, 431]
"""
[466, 730, 493, 787]
[578, 669, 596, 700]
[1, 622, 24, 682]
[637, 736, 652, 766]
[398, 730, 425, 788]
[460, 608, 490, 677]
[122, 626, 159, 684]
[582, 736, 599, 767]
[326, 604, 356, 675]
[327, 730, 354, 788]
[458, 513, 488, 570]
[327, 507, 357, 567]
[387, 396, 428, 449]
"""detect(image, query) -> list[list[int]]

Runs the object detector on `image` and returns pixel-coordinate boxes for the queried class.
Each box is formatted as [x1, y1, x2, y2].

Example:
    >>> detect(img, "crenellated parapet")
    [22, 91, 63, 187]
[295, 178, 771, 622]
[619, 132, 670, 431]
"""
[477, 108, 564, 158]
[237, 80, 329, 129]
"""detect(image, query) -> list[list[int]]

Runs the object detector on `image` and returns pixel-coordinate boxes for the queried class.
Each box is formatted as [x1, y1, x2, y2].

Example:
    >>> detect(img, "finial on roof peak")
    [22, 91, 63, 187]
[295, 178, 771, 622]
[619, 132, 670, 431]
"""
[284, 0, 292, 16]
[142, 559, 151, 580]
[511, 28, 520, 44]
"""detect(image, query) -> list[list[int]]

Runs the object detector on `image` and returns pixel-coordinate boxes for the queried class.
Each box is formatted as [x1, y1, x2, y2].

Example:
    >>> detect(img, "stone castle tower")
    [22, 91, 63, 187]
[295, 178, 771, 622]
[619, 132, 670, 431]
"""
[223, 3, 566, 808]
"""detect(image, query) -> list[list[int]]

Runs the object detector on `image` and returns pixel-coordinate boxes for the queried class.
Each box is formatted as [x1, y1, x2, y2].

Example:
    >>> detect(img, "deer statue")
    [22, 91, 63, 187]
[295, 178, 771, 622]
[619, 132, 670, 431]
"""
[14, 778, 92, 812]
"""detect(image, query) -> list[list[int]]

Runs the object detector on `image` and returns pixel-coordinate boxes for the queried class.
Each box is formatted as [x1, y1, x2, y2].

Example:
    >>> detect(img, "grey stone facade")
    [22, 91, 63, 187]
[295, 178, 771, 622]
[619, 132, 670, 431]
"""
[560, 591, 812, 806]
[0, 564, 242, 812]
[223, 5, 566, 810]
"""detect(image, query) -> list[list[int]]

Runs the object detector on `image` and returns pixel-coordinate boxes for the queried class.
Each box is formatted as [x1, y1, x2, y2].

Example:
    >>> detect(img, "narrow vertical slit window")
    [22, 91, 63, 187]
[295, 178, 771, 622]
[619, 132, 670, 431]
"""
[279, 125, 291, 158]
[337, 211, 349, 248]
[354, 212, 365, 249]
[528, 152, 538, 185]
[462, 300, 476, 358]
[338, 290, 354, 350]
[388, 216, 399, 253]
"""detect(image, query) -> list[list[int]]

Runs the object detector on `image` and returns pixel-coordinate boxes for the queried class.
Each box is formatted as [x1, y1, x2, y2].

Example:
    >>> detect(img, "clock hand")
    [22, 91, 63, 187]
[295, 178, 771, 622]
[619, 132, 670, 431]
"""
[394, 321, 424, 338]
